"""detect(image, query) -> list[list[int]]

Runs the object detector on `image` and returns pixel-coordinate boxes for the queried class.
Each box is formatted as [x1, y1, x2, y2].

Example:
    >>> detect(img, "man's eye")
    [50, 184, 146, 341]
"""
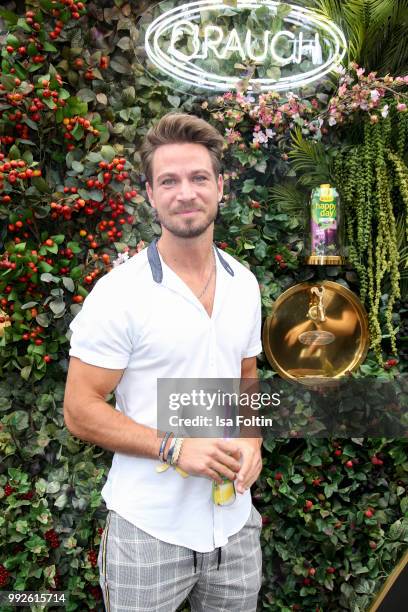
[161, 178, 175, 185]
[194, 175, 207, 182]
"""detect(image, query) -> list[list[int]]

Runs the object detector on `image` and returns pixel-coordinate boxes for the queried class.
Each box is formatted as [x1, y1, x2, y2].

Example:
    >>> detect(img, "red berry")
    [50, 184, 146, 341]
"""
[345, 460, 354, 468]
[365, 509, 374, 518]
[4, 484, 15, 496]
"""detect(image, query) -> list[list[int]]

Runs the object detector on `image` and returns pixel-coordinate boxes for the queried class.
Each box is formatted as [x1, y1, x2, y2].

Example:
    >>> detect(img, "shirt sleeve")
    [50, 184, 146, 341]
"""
[242, 280, 263, 359]
[68, 273, 133, 370]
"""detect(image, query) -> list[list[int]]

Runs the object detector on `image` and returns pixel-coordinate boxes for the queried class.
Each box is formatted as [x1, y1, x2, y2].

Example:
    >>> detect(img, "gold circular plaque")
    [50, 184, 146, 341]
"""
[262, 281, 369, 384]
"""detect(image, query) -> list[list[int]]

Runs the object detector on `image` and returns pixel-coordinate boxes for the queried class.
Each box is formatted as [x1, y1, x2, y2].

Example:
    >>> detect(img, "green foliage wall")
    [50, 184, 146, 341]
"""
[0, 1, 407, 611]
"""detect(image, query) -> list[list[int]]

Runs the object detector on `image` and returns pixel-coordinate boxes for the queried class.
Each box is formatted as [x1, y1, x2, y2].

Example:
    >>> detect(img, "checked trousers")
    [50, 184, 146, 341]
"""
[97, 505, 263, 612]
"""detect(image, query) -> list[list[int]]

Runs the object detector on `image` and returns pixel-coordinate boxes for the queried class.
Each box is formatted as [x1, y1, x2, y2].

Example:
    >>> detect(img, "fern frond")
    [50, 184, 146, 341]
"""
[268, 183, 306, 213]
[288, 127, 333, 187]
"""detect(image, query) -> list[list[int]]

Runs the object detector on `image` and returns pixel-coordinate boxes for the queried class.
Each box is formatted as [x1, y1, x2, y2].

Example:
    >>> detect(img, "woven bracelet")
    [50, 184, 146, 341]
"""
[166, 438, 177, 465]
[171, 438, 183, 465]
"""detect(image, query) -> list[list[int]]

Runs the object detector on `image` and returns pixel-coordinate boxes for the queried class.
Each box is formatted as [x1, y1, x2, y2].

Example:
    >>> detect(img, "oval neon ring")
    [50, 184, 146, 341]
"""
[145, 0, 347, 92]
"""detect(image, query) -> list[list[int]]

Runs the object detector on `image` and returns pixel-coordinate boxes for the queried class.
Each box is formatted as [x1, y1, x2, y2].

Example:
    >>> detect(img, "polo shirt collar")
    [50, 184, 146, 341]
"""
[147, 237, 234, 284]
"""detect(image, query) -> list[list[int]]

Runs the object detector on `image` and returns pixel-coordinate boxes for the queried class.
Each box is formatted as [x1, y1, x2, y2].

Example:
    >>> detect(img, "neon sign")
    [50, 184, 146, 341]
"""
[143, 1, 347, 92]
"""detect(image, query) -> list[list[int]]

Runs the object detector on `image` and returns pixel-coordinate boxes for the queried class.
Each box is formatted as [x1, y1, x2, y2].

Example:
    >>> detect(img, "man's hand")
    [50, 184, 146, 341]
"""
[234, 438, 262, 494]
[177, 438, 241, 483]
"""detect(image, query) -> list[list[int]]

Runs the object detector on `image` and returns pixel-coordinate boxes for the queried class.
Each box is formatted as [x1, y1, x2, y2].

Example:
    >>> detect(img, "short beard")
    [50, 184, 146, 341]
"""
[156, 207, 218, 239]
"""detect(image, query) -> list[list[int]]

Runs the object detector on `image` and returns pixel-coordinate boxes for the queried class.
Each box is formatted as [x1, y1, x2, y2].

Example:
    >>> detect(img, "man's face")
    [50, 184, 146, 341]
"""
[146, 142, 223, 239]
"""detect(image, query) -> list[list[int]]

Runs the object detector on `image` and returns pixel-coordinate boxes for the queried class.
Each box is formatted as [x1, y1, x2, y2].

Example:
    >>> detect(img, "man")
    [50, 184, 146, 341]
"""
[64, 112, 263, 612]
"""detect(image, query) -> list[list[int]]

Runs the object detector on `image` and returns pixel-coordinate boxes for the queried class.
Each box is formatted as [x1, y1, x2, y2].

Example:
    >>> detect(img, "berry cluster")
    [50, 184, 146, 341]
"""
[384, 358, 398, 369]
[0, 156, 41, 188]
[45, 529, 60, 549]
[4, 483, 16, 496]
[62, 116, 99, 151]
[87, 549, 97, 567]
[19, 490, 34, 500]
[58, 0, 85, 21]
[87, 585, 102, 601]
[274, 253, 287, 270]
[0, 564, 10, 587]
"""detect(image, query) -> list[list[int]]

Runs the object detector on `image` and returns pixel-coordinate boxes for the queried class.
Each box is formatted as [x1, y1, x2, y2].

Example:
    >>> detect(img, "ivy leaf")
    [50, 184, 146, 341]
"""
[9, 410, 29, 431]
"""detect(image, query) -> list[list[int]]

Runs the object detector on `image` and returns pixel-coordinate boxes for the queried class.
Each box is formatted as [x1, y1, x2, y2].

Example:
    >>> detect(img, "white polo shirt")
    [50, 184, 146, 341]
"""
[68, 239, 262, 552]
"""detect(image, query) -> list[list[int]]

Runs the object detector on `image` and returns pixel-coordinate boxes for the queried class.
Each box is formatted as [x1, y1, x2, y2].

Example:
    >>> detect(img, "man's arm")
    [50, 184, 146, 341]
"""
[64, 357, 163, 458]
[63, 357, 242, 483]
[234, 356, 263, 493]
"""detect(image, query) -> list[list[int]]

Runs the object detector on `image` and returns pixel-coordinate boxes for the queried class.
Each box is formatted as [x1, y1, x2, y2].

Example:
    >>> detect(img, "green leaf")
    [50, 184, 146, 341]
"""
[49, 299, 65, 316]
[51, 234, 65, 244]
[43, 42, 58, 52]
[77, 88, 96, 102]
[6, 34, 19, 47]
[110, 56, 132, 74]
[72, 123, 84, 140]
[20, 365, 32, 381]
[40, 273, 60, 283]
[0, 8, 18, 24]
[242, 179, 256, 193]
[54, 492, 68, 509]
[21, 301, 38, 310]
[72, 160, 84, 173]
[101, 145, 116, 162]
[9, 410, 29, 431]
[32, 177, 52, 193]
[62, 277, 75, 292]
[8, 144, 21, 160]
[69, 266, 83, 280]
[36, 313, 50, 327]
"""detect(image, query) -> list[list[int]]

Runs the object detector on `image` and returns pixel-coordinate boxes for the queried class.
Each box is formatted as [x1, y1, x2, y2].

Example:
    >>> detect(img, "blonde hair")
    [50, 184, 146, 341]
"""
[140, 112, 224, 184]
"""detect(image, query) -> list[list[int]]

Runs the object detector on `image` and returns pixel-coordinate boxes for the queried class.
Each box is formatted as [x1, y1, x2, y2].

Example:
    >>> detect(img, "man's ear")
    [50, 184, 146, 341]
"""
[217, 173, 224, 202]
[146, 181, 155, 208]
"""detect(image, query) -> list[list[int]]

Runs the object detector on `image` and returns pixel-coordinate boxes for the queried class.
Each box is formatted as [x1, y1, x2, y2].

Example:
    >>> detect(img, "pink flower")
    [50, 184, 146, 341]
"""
[397, 102, 407, 112]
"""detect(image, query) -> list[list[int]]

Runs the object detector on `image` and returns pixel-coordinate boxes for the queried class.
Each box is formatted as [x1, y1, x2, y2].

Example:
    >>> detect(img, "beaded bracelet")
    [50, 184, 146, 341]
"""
[158, 432, 172, 463]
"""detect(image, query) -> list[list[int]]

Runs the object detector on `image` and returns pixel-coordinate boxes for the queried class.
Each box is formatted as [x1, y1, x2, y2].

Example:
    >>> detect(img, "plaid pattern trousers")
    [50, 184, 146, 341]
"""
[97, 505, 262, 612]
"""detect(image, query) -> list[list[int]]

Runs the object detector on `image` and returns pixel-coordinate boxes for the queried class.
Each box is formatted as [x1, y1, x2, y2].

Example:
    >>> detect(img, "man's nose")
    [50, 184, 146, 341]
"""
[177, 179, 196, 200]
